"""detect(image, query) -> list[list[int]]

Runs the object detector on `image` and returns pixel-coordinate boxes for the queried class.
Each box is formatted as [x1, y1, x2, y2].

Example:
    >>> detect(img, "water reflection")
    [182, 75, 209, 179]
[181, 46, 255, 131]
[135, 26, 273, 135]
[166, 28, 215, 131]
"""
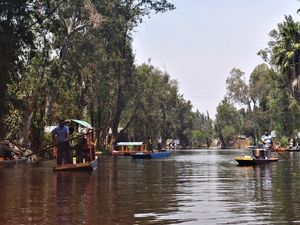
[2, 150, 300, 224]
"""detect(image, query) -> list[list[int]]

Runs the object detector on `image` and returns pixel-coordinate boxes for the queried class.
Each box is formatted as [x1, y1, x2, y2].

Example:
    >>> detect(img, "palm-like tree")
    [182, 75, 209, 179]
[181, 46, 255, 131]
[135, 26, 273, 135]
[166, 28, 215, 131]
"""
[273, 15, 300, 105]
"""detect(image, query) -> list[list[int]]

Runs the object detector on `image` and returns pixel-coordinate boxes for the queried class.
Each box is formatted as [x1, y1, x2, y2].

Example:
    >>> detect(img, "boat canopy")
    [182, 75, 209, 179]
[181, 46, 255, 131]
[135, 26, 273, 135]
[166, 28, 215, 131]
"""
[66, 119, 92, 128]
[117, 142, 143, 146]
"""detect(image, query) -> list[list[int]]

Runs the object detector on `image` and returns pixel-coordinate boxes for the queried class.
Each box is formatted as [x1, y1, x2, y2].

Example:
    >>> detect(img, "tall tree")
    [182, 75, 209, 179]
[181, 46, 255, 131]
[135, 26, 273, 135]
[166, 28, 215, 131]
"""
[0, 1, 34, 139]
[225, 68, 259, 145]
[268, 16, 300, 106]
[215, 98, 243, 148]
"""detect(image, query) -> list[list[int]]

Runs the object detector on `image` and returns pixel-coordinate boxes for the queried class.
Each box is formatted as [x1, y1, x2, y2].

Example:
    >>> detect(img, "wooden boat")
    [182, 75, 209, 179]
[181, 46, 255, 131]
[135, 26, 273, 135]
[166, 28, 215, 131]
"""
[0, 157, 29, 165]
[249, 146, 286, 153]
[235, 156, 278, 166]
[53, 158, 98, 171]
[53, 119, 98, 172]
[111, 142, 145, 156]
[235, 149, 278, 166]
[271, 148, 285, 153]
[285, 148, 300, 152]
[131, 151, 171, 159]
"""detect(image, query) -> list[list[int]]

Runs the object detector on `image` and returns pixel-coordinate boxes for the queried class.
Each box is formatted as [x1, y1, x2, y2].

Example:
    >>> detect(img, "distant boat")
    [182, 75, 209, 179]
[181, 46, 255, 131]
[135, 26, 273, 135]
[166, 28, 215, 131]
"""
[111, 142, 145, 156]
[271, 148, 285, 152]
[130, 151, 171, 159]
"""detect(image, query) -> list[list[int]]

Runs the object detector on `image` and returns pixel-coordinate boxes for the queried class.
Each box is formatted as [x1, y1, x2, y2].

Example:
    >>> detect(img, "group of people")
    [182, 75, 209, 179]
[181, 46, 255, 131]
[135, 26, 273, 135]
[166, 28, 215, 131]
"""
[0, 140, 25, 160]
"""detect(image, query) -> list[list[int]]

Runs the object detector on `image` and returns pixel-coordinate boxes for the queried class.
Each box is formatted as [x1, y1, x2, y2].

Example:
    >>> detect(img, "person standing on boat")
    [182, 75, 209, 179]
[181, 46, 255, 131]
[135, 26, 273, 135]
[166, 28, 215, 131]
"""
[261, 129, 272, 159]
[147, 136, 154, 153]
[51, 119, 72, 166]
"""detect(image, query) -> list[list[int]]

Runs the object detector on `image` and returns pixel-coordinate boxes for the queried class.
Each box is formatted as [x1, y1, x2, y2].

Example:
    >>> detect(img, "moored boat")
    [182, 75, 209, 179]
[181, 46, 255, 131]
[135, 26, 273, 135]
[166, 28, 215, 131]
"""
[0, 157, 29, 165]
[130, 151, 171, 159]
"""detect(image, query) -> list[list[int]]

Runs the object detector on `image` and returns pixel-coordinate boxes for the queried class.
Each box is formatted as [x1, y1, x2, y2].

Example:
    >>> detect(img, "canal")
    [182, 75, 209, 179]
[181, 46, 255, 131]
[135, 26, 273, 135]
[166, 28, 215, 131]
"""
[0, 149, 299, 224]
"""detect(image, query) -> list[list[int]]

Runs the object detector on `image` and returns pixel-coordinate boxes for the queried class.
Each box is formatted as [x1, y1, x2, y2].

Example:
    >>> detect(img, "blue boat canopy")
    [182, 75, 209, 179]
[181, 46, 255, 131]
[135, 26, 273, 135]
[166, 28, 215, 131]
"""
[66, 119, 92, 128]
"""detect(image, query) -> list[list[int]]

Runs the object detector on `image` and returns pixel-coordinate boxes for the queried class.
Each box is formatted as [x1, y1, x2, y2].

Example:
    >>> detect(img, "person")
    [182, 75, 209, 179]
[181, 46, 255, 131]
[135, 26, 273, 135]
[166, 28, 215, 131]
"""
[147, 136, 154, 153]
[68, 127, 75, 163]
[262, 129, 272, 159]
[69, 127, 75, 147]
[51, 119, 72, 166]
[0, 141, 15, 159]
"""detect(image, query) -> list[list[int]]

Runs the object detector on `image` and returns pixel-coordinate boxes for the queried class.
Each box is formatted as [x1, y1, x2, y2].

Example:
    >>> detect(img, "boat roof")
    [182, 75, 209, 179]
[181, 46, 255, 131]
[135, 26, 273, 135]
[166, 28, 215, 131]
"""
[117, 142, 143, 146]
[66, 119, 92, 128]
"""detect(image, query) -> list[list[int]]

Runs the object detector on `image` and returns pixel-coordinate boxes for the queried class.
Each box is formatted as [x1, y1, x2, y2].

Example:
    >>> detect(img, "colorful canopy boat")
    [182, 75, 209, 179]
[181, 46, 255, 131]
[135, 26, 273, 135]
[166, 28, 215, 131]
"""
[235, 149, 278, 166]
[111, 142, 145, 156]
[130, 151, 171, 159]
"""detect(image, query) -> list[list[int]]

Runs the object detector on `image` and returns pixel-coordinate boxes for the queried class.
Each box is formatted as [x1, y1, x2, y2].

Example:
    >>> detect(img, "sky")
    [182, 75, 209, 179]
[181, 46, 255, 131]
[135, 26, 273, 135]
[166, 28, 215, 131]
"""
[132, 0, 300, 118]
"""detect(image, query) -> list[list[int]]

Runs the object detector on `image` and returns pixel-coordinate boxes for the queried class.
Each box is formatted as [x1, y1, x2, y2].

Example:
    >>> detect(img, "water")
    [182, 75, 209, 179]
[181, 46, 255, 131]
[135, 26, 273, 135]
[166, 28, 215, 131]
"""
[0, 149, 300, 224]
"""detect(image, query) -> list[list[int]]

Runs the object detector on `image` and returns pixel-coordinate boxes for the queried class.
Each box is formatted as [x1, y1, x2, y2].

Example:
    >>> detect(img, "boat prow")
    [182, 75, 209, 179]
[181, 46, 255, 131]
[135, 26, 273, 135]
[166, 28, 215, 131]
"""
[235, 156, 278, 166]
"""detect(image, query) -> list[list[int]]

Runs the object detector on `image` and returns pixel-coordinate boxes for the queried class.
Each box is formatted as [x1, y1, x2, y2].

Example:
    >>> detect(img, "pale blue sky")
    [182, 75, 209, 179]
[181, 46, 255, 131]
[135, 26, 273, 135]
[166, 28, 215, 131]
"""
[132, 0, 300, 117]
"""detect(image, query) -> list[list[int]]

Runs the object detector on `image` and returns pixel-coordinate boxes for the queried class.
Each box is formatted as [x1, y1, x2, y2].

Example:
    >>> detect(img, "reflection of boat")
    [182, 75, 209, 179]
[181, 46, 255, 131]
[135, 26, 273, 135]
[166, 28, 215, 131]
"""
[54, 119, 98, 171]
[235, 149, 278, 166]
[131, 151, 171, 159]
[111, 142, 145, 156]
[0, 157, 29, 165]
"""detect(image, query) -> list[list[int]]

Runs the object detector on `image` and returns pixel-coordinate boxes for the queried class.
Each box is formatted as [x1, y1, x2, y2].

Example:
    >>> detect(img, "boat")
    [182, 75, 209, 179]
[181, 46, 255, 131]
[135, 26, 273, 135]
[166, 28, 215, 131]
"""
[235, 149, 278, 166]
[271, 148, 286, 153]
[53, 158, 98, 171]
[130, 151, 171, 159]
[53, 119, 98, 171]
[285, 147, 300, 152]
[0, 157, 29, 165]
[111, 142, 145, 156]
[235, 156, 278, 166]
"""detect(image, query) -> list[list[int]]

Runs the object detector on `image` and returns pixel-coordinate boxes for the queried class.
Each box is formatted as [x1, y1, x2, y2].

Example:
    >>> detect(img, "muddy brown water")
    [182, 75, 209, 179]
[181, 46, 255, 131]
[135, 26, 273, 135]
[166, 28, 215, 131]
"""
[0, 149, 299, 224]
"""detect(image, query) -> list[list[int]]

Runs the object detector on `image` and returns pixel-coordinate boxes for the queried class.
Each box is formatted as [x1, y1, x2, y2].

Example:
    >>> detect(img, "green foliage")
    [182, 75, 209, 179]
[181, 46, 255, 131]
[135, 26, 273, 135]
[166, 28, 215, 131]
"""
[215, 98, 243, 148]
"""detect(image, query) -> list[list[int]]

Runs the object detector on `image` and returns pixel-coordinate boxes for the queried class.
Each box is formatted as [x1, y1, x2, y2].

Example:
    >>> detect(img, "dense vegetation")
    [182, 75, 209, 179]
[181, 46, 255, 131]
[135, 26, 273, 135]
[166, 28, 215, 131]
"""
[1, 1, 300, 152]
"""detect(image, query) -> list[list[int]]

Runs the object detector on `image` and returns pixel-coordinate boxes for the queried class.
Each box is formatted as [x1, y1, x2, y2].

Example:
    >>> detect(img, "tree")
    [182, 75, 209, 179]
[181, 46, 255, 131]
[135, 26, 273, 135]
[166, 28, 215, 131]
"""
[263, 15, 300, 107]
[215, 98, 243, 148]
[226, 68, 258, 145]
[0, 1, 34, 139]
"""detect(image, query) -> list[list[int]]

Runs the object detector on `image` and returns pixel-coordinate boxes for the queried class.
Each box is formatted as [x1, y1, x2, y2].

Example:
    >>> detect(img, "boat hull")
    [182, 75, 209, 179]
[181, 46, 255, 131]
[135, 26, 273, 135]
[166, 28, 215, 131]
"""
[111, 150, 141, 156]
[271, 149, 285, 152]
[0, 158, 29, 165]
[131, 151, 171, 159]
[235, 157, 278, 166]
[53, 158, 98, 171]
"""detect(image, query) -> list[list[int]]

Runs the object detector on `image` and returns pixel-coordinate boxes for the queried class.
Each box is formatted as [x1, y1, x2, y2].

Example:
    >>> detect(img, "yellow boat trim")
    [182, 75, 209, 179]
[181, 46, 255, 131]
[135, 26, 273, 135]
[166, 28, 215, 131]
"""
[234, 157, 253, 161]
